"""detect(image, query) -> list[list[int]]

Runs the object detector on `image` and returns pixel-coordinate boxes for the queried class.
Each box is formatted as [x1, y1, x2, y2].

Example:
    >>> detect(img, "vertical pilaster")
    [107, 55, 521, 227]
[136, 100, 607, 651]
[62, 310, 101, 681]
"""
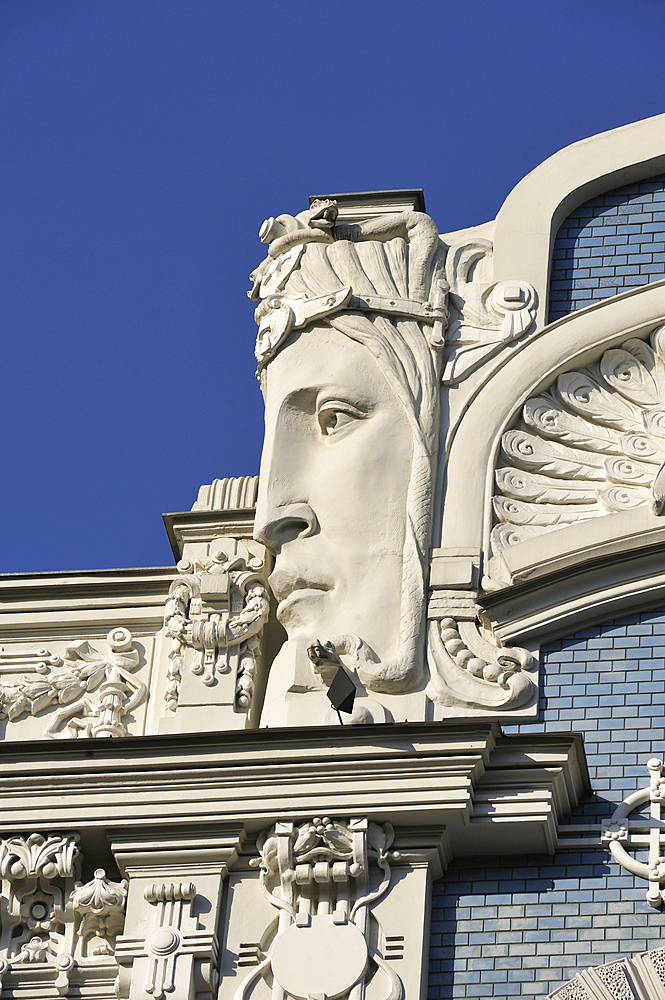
[112, 826, 244, 1000]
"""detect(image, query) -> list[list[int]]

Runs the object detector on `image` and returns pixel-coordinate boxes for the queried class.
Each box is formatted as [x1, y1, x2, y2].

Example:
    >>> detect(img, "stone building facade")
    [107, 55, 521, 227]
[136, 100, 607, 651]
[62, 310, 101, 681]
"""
[3, 115, 665, 1000]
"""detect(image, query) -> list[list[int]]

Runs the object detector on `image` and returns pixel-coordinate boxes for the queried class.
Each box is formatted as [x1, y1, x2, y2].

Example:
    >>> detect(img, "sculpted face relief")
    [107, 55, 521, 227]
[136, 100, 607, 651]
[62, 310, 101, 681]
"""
[249, 203, 448, 725]
[255, 326, 413, 664]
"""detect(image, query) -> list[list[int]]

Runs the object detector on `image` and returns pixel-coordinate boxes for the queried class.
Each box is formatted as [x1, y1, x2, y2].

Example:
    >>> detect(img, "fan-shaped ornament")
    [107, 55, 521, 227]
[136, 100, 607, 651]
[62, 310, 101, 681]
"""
[492, 326, 665, 558]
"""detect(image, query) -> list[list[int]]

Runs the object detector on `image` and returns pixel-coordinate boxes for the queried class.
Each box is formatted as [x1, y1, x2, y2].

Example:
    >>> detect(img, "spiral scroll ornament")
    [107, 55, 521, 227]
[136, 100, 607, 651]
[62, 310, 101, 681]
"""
[492, 326, 665, 556]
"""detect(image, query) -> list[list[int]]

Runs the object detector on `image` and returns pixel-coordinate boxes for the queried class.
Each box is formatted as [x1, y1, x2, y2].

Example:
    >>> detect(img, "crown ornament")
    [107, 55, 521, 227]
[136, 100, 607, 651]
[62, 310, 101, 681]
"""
[249, 199, 449, 371]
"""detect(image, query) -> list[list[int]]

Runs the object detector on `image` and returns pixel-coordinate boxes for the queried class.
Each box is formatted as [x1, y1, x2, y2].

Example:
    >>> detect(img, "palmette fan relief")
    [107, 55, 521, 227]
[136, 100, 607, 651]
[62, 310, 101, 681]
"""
[492, 326, 665, 557]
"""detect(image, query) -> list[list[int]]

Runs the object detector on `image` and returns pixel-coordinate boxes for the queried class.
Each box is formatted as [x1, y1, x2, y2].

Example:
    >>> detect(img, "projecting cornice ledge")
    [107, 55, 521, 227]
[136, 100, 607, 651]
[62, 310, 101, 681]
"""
[0, 723, 589, 863]
[481, 507, 665, 647]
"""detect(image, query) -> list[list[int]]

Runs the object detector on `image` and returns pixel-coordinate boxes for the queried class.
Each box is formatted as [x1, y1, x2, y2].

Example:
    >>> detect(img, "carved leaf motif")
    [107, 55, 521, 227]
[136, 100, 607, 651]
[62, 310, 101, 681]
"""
[620, 431, 665, 463]
[490, 523, 548, 554]
[623, 338, 665, 396]
[501, 429, 606, 480]
[322, 824, 353, 855]
[493, 496, 599, 527]
[604, 456, 655, 486]
[598, 484, 651, 512]
[292, 825, 318, 856]
[495, 468, 598, 505]
[601, 349, 661, 406]
[70, 868, 127, 915]
[493, 326, 665, 556]
[13, 936, 49, 963]
[368, 822, 394, 857]
[0, 833, 79, 880]
[250, 832, 279, 876]
[557, 369, 642, 430]
[523, 395, 621, 453]
[643, 408, 665, 440]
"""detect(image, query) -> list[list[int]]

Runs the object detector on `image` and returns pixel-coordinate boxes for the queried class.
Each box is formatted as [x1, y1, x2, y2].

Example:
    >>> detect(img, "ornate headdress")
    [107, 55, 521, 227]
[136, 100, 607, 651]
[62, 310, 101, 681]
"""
[248, 199, 449, 373]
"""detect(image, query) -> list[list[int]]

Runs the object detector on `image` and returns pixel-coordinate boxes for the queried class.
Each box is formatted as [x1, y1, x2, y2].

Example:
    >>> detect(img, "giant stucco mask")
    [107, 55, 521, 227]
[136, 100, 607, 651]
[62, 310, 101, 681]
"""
[250, 203, 448, 726]
[250, 201, 540, 726]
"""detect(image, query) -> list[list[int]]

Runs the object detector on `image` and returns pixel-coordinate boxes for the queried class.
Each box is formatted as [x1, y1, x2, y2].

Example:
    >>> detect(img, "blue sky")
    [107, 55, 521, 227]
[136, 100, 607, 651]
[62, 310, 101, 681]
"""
[2, 0, 665, 574]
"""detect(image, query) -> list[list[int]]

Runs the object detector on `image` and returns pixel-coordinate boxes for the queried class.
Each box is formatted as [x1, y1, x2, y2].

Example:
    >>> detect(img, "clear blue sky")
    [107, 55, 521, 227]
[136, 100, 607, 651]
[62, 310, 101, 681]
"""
[2, 0, 664, 573]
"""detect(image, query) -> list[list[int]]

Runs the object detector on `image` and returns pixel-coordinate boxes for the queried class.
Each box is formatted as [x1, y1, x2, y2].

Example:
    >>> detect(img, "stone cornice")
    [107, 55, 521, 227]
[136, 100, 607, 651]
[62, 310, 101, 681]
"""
[0, 723, 589, 860]
[481, 508, 665, 645]
[163, 508, 256, 561]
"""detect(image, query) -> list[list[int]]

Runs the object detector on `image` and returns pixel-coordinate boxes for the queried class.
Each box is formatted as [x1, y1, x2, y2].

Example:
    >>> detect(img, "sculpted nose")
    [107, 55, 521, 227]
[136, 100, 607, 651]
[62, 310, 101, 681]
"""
[253, 501, 318, 551]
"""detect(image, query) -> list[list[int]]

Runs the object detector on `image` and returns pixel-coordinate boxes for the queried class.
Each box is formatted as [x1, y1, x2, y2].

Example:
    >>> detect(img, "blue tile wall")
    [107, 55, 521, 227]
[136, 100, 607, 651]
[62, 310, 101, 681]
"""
[548, 176, 665, 323]
[428, 606, 665, 999]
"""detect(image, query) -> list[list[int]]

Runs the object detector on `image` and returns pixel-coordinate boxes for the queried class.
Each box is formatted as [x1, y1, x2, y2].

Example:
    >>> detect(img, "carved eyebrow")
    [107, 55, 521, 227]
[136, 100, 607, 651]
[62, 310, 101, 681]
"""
[315, 385, 375, 409]
[280, 385, 375, 414]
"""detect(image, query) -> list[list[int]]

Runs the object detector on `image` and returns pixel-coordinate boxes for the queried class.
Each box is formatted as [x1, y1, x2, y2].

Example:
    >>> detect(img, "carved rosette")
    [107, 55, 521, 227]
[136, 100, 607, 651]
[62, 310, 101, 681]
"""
[164, 547, 269, 715]
[492, 325, 665, 557]
[236, 816, 403, 1000]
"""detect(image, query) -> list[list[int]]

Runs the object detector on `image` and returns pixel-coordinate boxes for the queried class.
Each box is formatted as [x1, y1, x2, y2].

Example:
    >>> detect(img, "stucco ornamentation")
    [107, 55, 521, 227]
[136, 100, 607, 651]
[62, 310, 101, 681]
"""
[602, 757, 665, 908]
[238, 816, 402, 1000]
[0, 833, 127, 995]
[163, 548, 269, 713]
[249, 199, 544, 724]
[0, 629, 145, 739]
[116, 882, 217, 1000]
[427, 615, 537, 712]
[443, 237, 538, 383]
[492, 325, 665, 557]
[251, 202, 449, 725]
[70, 869, 128, 957]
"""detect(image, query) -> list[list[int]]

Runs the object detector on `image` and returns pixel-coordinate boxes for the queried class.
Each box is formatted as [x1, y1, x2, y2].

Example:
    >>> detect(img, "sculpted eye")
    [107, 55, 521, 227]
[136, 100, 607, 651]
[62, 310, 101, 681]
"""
[317, 401, 366, 437]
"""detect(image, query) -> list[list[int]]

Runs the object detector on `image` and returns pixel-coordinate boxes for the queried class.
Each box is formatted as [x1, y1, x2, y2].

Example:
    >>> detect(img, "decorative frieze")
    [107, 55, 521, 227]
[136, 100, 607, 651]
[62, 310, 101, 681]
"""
[0, 628, 145, 739]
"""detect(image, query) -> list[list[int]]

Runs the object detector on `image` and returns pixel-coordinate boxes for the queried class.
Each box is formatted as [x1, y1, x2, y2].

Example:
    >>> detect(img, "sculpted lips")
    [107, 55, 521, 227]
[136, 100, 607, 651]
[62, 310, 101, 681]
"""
[268, 568, 332, 605]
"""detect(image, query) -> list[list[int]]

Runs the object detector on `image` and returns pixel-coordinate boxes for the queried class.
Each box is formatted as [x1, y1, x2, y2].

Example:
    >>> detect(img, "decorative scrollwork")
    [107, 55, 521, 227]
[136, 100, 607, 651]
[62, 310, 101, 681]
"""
[427, 615, 537, 713]
[493, 326, 665, 556]
[164, 546, 269, 714]
[0, 630, 145, 739]
[239, 817, 403, 1000]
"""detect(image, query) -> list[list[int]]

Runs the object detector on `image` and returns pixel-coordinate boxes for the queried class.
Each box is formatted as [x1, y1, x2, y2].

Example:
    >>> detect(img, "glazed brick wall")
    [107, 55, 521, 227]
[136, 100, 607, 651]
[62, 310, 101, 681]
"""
[548, 175, 665, 322]
[428, 607, 665, 999]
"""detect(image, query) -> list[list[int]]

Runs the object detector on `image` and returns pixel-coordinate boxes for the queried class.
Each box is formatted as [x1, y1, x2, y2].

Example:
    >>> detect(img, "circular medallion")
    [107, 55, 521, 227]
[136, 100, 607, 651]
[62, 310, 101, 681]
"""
[148, 928, 180, 956]
[271, 916, 367, 1000]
